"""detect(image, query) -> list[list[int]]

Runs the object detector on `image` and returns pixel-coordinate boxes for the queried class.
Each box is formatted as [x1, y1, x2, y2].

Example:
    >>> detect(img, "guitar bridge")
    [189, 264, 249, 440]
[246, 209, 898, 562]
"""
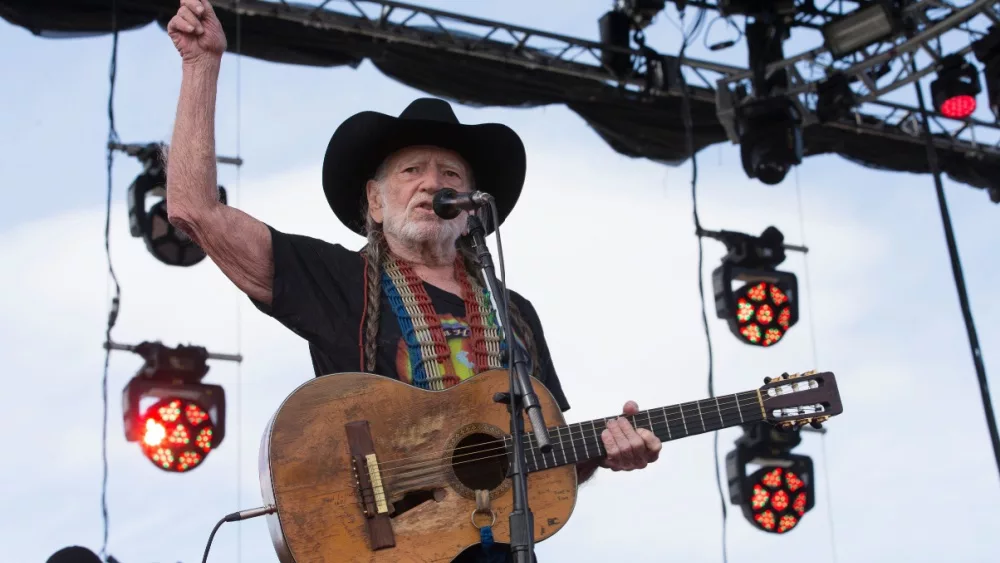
[346, 421, 395, 550]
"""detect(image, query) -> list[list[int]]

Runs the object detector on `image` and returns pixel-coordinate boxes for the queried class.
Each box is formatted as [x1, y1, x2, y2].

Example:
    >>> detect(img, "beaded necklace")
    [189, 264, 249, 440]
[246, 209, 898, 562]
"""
[381, 253, 506, 390]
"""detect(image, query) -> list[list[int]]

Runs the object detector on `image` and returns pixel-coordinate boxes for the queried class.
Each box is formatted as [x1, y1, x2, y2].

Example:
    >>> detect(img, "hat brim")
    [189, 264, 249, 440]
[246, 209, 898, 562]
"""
[322, 111, 526, 236]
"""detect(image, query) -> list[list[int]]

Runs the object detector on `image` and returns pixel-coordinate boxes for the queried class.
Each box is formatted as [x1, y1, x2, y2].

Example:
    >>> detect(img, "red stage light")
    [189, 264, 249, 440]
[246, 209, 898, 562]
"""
[931, 55, 981, 120]
[939, 94, 977, 119]
[733, 282, 794, 347]
[745, 466, 812, 534]
[139, 398, 217, 472]
[120, 341, 227, 473]
[711, 227, 799, 348]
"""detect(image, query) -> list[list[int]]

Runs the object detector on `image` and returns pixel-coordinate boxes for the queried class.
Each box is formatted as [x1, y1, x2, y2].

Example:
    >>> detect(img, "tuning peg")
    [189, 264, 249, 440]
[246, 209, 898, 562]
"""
[804, 369, 817, 376]
[765, 373, 789, 384]
[810, 421, 823, 429]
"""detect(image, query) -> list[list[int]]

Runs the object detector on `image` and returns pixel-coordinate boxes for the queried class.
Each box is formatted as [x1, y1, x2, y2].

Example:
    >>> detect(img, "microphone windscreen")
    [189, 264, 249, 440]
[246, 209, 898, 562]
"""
[432, 188, 461, 219]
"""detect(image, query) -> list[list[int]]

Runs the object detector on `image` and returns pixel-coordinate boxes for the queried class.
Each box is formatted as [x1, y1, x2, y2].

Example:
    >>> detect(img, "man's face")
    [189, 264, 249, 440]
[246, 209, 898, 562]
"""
[366, 145, 473, 247]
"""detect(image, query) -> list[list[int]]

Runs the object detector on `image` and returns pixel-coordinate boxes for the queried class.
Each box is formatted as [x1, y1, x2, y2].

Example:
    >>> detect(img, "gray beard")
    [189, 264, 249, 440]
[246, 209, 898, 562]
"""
[383, 211, 464, 259]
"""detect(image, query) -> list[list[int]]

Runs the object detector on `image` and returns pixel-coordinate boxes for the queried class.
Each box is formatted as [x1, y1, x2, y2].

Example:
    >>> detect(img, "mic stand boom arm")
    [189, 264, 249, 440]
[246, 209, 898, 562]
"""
[465, 213, 551, 563]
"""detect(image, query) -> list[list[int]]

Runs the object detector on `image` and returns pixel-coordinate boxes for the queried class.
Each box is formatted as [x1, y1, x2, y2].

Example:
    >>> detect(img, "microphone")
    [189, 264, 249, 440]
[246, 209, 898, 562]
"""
[432, 188, 492, 219]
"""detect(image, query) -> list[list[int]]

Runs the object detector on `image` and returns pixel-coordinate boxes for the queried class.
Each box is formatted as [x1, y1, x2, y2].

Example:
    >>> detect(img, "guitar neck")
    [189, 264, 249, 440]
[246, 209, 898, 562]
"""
[510, 390, 766, 473]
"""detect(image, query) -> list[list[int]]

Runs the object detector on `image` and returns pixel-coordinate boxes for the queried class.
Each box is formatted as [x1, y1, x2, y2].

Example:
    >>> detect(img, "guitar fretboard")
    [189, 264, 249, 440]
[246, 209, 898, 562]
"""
[503, 390, 764, 473]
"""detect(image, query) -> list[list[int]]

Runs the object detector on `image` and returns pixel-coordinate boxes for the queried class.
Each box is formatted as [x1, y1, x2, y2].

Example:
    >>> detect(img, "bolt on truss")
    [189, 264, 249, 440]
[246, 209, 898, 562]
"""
[227, 0, 1000, 158]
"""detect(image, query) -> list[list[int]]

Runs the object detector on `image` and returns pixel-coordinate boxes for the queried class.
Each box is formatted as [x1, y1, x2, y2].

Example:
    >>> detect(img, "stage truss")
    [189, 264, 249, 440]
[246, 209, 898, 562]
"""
[215, 0, 1000, 161]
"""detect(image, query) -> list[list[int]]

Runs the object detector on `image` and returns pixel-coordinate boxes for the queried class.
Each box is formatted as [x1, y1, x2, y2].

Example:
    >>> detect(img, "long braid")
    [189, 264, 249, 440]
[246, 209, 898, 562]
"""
[362, 215, 387, 372]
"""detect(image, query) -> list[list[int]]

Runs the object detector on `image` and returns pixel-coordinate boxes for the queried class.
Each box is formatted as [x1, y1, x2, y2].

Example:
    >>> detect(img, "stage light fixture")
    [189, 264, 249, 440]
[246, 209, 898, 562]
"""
[736, 97, 803, 186]
[598, 9, 632, 78]
[931, 54, 981, 120]
[121, 341, 226, 473]
[821, 1, 901, 59]
[126, 143, 227, 267]
[726, 421, 816, 534]
[711, 227, 799, 347]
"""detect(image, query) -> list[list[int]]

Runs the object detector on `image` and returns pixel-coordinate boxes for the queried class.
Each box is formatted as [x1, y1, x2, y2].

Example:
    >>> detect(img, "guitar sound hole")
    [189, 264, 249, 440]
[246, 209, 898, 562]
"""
[452, 433, 509, 491]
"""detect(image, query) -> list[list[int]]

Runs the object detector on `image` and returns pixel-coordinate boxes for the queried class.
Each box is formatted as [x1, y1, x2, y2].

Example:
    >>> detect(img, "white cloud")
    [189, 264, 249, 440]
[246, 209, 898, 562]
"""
[2, 142, 999, 563]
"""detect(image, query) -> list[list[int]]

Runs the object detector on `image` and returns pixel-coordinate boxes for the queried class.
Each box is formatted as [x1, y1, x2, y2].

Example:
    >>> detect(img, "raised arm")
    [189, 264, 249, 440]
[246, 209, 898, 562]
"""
[165, 0, 274, 305]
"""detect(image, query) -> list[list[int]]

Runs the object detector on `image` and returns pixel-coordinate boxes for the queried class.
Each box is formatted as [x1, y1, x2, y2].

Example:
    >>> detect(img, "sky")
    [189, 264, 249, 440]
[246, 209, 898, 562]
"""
[1, 1, 999, 563]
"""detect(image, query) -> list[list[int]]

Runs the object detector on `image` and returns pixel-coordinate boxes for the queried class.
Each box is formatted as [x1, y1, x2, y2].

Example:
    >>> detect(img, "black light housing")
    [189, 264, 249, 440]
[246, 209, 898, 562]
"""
[598, 10, 632, 78]
[821, 1, 901, 58]
[737, 97, 803, 186]
[726, 422, 816, 534]
[930, 54, 981, 119]
[122, 342, 226, 473]
[127, 143, 227, 267]
[712, 227, 799, 347]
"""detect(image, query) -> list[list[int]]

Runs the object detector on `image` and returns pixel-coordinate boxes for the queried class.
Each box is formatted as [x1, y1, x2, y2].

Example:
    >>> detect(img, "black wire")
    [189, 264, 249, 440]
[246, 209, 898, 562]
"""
[490, 202, 507, 320]
[910, 64, 1000, 481]
[201, 516, 228, 563]
[678, 8, 727, 563]
[100, 2, 122, 558]
[489, 200, 516, 409]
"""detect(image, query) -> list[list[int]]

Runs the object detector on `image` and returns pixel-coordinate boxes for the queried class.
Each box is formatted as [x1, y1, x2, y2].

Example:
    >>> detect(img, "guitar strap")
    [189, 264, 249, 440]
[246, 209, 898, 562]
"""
[381, 253, 506, 390]
[475, 489, 507, 562]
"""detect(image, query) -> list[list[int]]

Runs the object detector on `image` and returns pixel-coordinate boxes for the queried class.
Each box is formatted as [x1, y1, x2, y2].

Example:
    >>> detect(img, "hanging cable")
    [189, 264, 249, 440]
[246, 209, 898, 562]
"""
[793, 167, 838, 563]
[234, 4, 245, 563]
[100, 1, 122, 558]
[910, 61, 1000, 482]
[677, 7, 727, 563]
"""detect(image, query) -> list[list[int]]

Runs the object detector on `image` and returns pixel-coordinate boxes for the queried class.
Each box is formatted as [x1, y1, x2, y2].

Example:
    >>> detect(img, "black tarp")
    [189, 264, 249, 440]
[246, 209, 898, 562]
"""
[3, 0, 997, 192]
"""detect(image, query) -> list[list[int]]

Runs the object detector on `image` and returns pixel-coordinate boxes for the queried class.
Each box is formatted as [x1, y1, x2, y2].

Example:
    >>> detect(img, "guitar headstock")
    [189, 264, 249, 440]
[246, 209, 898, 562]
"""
[759, 370, 843, 430]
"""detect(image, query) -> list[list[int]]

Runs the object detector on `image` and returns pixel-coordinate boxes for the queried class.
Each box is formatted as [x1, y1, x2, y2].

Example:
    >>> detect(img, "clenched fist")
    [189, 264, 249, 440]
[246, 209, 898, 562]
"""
[167, 0, 227, 65]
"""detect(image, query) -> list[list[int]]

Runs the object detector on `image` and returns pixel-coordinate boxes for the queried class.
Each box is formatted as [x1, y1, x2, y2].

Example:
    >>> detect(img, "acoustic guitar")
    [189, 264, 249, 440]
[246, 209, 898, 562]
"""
[258, 369, 842, 562]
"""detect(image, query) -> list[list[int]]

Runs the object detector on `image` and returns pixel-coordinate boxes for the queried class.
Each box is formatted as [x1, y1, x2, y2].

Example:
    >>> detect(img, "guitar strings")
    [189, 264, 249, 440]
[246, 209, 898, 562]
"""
[374, 394, 765, 479]
[361, 392, 777, 483]
[372, 392, 778, 480]
[347, 404, 768, 507]
[376, 390, 764, 472]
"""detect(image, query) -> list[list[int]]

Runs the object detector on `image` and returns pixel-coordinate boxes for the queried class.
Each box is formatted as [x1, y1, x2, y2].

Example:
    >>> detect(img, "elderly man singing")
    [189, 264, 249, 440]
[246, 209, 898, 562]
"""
[165, 1, 662, 561]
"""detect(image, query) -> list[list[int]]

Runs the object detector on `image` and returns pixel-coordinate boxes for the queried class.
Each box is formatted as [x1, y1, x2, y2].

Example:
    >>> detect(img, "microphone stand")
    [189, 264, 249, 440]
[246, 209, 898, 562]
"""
[465, 213, 551, 563]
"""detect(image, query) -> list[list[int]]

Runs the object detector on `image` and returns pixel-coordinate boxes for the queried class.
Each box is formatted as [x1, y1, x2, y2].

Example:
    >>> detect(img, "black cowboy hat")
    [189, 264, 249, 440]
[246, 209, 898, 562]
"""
[322, 98, 526, 235]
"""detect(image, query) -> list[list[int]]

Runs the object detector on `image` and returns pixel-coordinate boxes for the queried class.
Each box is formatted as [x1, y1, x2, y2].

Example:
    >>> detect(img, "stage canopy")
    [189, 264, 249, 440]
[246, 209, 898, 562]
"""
[3, 0, 998, 194]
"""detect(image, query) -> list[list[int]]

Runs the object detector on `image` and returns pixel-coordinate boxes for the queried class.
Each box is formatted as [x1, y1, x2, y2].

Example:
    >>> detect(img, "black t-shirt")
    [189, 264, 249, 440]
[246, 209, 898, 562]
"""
[251, 226, 570, 562]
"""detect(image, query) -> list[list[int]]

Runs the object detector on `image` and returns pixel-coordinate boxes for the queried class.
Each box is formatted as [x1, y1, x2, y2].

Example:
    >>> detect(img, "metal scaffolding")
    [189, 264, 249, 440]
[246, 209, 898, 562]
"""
[218, 0, 1000, 161]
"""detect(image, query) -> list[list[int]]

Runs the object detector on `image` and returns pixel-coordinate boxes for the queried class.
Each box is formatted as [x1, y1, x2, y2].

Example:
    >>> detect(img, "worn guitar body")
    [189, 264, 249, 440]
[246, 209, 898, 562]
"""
[260, 370, 575, 563]
[259, 368, 843, 562]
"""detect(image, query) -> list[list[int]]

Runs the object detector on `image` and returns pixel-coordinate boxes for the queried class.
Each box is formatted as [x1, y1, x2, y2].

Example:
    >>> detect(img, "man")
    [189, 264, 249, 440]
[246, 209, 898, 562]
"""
[166, 1, 662, 560]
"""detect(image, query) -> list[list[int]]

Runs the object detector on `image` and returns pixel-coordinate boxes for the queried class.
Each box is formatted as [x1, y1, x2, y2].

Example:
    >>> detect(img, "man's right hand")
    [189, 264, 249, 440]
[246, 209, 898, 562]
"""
[164, 0, 274, 305]
[167, 0, 227, 66]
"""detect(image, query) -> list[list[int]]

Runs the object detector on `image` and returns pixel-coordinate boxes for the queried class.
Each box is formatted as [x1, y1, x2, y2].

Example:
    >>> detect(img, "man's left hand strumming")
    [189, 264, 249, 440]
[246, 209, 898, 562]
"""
[601, 401, 663, 471]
